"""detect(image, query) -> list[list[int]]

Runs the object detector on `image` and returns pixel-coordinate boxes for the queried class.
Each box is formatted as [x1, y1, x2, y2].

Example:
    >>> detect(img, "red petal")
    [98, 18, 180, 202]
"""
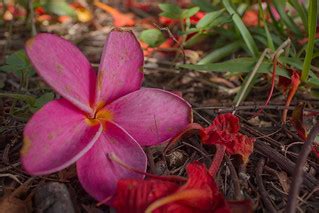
[111, 162, 252, 212]
[172, 162, 230, 211]
[146, 163, 231, 212]
[200, 113, 255, 163]
[291, 104, 307, 141]
[226, 133, 255, 164]
[200, 113, 240, 143]
[111, 179, 178, 213]
[200, 113, 239, 143]
[94, 1, 135, 27]
[282, 71, 301, 123]
[278, 76, 291, 95]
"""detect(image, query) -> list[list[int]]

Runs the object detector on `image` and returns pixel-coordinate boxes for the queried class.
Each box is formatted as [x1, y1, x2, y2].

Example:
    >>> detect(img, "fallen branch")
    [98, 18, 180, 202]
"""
[286, 121, 319, 213]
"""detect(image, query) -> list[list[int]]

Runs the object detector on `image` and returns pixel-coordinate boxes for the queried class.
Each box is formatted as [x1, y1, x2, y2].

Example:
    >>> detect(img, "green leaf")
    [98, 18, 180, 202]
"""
[6, 50, 28, 67]
[273, 0, 302, 36]
[301, 0, 317, 81]
[182, 28, 201, 35]
[307, 77, 319, 88]
[181, 7, 200, 19]
[192, 0, 214, 12]
[0, 65, 21, 73]
[43, 0, 76, 17]
[159, 3, 182, 19]
[279, 56, 319, 82]
[179, 58, 290, 78]
[222, 0, 259, 57]
[0, 50, 35, 77]
[196, 9, 225, 29]
[140, 29, 166, 48]
[198, 41, 241, 64]
[184, 32, 210, 48]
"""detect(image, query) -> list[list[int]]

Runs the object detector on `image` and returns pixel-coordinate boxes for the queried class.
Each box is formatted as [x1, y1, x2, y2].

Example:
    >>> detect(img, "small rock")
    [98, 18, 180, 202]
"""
[34, 182, 75, 213]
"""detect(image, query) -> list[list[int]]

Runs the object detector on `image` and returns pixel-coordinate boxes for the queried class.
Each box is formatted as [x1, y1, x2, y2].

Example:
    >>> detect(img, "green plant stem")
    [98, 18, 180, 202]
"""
[301, 0, 317, 81]
[234, 49, 270, 107]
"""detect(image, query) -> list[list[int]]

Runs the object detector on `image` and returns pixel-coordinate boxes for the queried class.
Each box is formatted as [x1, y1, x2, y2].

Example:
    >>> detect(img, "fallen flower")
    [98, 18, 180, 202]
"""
[94, 0, 135, 27]
[200, 113, 255, 176]
[168, 113, 255, 176]
[21, 29, 191, 201]
[111, 162, 252, 213]
[200, 113, 255, 164]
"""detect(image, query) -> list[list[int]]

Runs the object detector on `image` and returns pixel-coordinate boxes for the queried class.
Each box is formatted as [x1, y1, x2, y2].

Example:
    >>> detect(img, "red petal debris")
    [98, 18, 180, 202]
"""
[282, 70, 301, 124]
[169, 113, 255, 165]
[111, 162, 252, 213]
[112, 179, 179, 212]
[200, 113, 255, 163]
[94, 0, 135, 27]
[291, 103, 307, 141]
[159, 11, 206, 26]
[200, 113, 240, 143]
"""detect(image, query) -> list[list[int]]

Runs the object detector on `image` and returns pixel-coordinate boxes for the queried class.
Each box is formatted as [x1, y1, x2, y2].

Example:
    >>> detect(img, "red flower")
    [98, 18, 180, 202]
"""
[242, 10, 259, 27]
[111, 162, 251, 213]
[200, 113, 255, 163]
[200, 113, 240, 143]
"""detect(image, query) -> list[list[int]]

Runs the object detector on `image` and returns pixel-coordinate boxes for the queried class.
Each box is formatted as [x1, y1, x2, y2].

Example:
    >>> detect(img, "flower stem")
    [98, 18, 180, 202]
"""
[209, 145, 226, 176]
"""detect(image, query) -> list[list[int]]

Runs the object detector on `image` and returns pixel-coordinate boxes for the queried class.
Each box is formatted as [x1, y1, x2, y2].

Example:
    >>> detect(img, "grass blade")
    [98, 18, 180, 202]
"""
[301, 0, 317, 81]
[289, 0, 308, 30]
[234, 49, 270, 105]
[198, 41, 241, 64]
[222, 0, 259, 57]
[258, 0, 275, 50]
[273, 0, 302, 36]
[179, 57, 290, 78]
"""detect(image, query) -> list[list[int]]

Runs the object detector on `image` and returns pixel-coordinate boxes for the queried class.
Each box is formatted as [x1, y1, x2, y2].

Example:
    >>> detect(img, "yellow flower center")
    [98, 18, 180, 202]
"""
[85, 108, 113, 127]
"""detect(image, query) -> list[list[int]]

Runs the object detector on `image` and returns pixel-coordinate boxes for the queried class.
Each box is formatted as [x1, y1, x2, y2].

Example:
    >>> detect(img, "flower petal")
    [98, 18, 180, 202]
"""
[21, 99, 102, 175]
[107, 88, 192, 146]
[95, 29, 144, 107]
[112, 179, 179, 211]
[25, 33, 96, 113]
[76, 122, 147, 202]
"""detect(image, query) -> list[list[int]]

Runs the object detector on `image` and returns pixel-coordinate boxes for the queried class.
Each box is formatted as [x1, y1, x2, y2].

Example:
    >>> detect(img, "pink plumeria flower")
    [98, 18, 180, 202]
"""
[21, 29, 191, 201]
